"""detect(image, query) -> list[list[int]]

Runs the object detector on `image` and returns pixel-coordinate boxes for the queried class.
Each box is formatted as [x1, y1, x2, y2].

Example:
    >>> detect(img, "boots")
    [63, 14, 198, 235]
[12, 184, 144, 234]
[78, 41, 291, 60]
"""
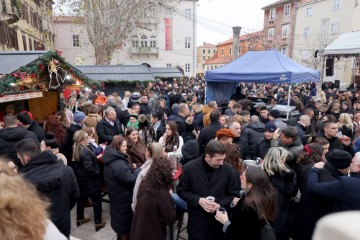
[95, 221, 107, 231]
[76, 217, 91, 226]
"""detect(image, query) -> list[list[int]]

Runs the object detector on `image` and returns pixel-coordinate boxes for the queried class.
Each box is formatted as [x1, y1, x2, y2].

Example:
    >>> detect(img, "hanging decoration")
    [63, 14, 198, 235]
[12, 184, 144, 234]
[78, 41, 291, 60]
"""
[0, 50, 99, 94]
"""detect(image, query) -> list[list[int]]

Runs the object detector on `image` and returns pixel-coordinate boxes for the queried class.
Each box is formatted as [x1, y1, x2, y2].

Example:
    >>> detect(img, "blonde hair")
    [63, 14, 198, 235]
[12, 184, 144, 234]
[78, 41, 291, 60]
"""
[339, 113, 354, 130]
[72, 130, 89, 162]
[0, 160, 49, 240]
[261, 147, 290, 176]
[147, 142, 164, 159]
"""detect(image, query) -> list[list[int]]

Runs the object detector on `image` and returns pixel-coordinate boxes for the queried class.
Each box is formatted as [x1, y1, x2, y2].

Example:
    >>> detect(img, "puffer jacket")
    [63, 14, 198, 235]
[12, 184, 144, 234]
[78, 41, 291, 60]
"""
[242, 122, 265, 159]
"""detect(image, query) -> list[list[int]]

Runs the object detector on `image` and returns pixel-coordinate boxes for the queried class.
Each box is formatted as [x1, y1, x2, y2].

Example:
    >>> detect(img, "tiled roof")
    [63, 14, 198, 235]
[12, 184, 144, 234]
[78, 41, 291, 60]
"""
[262, 0, 292, 9]
[197, 43, 216, 48]
[149, 68, 184, 78]
[205, 56, 233, 65]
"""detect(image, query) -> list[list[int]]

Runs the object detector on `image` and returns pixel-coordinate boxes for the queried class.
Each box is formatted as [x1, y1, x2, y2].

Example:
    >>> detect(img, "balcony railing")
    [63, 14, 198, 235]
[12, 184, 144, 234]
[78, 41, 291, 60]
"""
[130, 47, 159, 57]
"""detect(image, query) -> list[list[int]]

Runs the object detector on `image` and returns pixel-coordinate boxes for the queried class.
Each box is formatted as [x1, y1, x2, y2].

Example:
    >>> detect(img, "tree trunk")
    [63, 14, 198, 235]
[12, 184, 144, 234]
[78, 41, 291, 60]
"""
[94, 46, 114, 65]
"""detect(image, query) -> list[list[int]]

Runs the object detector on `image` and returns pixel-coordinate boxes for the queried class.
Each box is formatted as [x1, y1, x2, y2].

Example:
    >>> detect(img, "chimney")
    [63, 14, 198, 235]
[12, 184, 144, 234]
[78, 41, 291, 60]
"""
[232, 26, 241, 61]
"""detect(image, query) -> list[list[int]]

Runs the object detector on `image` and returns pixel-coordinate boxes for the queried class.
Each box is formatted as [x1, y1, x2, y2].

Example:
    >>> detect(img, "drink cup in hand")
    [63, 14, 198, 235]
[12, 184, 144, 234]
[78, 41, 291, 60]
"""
[218, 207, 226, 214]
[206, 196, 215, 203]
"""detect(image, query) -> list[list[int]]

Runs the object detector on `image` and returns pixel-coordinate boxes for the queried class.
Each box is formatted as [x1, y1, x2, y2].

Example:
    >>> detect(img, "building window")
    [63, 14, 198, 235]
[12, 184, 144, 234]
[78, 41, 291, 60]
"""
[29, 38, 32, 50]
[282, 24, 289, 38]
[268, 28, 274, 40]
[306, 6, 312, 16]
[221, 48, 224, 56]
[185, 64, 190, 73]
[203, 56, 206, 60]
[213, 50, 216, 53]
[269, 8, 276, 20]
[284, 4, 291, 16]
[132, 36, 138, 47]
[304, 26, 311, 37]
[281, 46, 287, 55]
[140, 35, 148, 47]
[300, 49, 309, 61]
[203, 49, 205, 54]
[333, 0, 341, 10]
[149, 35, 156, 47]
[166, 64, 171, 68]
[229, 47, 232, 55]
[330, 21, 340, 34]
[72, 35, 79, 47]
[185, 37, 191, 48]
[185, 8, 191, 19]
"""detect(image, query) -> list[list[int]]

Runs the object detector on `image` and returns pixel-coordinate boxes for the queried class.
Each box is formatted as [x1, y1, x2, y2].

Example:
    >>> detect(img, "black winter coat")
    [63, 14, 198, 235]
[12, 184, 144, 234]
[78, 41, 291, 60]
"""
[27, 120, 45, 142]
[308, 168, 360, 212]
[268, 170, 297, 240]
[197, 122, 223, 155]
[225, 194, 267, 240]
[233, 137, 249, 160]
[0, 127, 37, 167]
[103, 146, 141, 234]
[242, 122, 265, 159]
[74, 146, 102, 197]
[317, 130, 354, 156]
[22, 151, 79, 237]
[96, 118, 122, 144]
[140, 103, 151, 115]
[255, 138, 276, 160]
[168, 114, 186, 135]
[177, 157, 238, 240]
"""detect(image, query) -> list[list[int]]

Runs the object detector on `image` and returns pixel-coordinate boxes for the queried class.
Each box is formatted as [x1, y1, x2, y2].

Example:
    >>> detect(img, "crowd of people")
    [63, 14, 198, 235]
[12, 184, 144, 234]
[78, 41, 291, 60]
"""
[0, 77, 360, 240]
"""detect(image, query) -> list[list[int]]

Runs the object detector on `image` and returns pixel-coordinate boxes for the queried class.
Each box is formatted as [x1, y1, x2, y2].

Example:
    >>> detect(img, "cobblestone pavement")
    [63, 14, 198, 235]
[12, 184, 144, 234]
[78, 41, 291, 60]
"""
[69, 198, 188, 240]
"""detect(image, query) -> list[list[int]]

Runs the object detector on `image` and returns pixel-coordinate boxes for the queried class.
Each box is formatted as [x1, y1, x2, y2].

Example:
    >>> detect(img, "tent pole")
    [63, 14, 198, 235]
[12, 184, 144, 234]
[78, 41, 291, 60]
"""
[286, 84, 292, 120]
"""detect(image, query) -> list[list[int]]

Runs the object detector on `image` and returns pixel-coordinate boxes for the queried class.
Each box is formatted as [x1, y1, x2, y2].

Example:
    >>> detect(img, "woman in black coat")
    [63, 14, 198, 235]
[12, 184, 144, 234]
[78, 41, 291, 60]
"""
[261, 147, 298, 240]
[215, 166, 277, 240]
[73, 130, 105, 231]
[103, 135, 141, 240]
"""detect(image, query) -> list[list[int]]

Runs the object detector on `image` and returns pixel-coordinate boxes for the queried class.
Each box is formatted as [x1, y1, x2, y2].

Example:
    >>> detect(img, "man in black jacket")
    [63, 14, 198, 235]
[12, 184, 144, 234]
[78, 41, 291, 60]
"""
[197, 110, 223, 155]
[255, 121, 277, 160]
[17, 111, 45, 142]
[168, 103, 190, 135]
[178, 140, 238, 240]
[17, 139, 79, 238]
[229, 121, 249, 160]
[0, 115, 37, 168]
[96, 107, 122, 144]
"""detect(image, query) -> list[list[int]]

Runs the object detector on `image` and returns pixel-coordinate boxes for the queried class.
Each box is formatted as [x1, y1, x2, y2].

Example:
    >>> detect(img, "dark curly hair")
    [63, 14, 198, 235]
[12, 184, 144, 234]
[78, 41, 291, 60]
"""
[44, 115, 67, 147]
[145, 157, 173, 191]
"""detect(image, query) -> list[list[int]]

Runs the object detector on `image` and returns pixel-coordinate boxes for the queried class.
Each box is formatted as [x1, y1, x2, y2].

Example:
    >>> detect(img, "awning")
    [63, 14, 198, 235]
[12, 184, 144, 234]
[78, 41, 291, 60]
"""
[323, 31, 360, 57]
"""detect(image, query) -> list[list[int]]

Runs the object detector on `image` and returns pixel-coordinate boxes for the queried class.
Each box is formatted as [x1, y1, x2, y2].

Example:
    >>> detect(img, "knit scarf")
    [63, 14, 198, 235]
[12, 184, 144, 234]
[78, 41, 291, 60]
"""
[164, 134, 180, 153]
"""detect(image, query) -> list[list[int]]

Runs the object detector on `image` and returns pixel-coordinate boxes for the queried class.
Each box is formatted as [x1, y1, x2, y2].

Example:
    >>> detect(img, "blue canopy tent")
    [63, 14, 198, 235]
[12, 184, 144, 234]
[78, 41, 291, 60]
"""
[205, 49, 320, 118]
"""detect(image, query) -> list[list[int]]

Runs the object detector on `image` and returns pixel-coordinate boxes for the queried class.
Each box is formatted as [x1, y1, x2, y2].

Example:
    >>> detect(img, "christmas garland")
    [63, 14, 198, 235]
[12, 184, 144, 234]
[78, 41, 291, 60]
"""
[0, 50, 100, 94]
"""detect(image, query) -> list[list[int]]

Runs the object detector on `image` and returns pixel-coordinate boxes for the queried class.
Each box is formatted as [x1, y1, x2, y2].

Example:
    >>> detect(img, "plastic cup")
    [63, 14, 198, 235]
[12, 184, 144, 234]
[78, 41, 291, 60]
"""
[206, 196, 215, 202]
[218, 207, 226, 214]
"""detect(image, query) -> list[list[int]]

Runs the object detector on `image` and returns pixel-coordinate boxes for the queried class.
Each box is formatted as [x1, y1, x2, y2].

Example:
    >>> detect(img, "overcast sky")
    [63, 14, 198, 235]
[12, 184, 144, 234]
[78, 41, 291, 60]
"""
[196, 0, 275, 46]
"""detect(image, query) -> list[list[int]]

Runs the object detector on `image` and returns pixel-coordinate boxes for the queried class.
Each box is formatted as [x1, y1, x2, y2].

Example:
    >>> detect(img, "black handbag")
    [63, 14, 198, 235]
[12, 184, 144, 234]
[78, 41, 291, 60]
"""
[258, 220, 276, 240]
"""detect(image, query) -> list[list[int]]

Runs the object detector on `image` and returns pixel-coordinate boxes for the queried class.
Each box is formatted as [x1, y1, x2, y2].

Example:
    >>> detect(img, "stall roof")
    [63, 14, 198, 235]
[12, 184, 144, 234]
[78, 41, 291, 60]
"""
[149, 68, 183, 78]
[323, 31, 360, 56]
[76, 65, 184, 82]
[0, 51, 47, 74]
[76, 65, 155, 82]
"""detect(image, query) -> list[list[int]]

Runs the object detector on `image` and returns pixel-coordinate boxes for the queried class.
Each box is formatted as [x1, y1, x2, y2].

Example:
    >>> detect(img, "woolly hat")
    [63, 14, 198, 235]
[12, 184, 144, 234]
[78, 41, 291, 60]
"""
[327, 149, 352, 169]
[264, 122, 277, 132]
[73, 111, 86, 123]
[17, 112, 32, 125]
[269, 109, 281, 119]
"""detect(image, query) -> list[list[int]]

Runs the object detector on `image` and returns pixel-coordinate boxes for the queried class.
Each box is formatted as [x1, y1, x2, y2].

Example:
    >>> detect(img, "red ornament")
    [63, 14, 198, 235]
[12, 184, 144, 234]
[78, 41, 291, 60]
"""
[11, 73, 17, 78]
[31, 73, 35, 78]
[56, 50, 63, 56]
[39, 63, 45, 71]
[20, 86, 24, 90]
[54, 59, 59, 65]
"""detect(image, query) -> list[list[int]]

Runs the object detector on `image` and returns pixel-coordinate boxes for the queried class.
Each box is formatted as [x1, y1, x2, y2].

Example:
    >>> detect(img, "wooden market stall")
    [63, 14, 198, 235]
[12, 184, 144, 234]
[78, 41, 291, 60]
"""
[0, 50, 96, 121]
